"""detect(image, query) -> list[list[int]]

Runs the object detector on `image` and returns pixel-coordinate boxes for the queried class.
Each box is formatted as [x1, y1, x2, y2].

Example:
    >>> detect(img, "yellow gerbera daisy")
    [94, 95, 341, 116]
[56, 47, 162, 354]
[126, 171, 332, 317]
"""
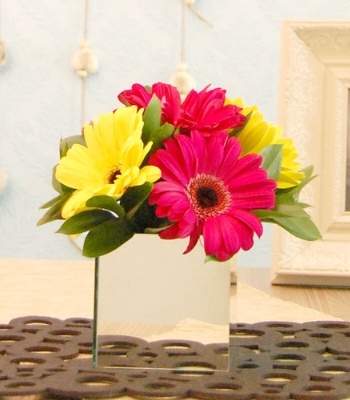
[227, 98, 305, 189]
[56, 106, 161, 218]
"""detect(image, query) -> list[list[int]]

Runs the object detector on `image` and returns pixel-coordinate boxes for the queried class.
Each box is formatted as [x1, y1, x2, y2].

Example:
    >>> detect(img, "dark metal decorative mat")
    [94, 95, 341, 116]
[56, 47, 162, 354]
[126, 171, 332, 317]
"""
[1, 317, 350, 399]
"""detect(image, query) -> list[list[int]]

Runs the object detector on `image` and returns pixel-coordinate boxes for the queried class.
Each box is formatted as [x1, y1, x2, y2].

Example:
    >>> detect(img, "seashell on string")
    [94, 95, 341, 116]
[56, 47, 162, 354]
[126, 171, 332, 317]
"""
[169, 63, 196, 101]
[70, 40, 99, 78]
[0, 40, 8, 66]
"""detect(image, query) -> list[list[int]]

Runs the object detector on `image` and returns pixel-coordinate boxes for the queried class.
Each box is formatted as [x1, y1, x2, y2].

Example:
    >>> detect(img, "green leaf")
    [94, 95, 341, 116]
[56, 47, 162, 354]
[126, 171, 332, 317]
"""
[37, 193, 72, 225]
[142, 95, 162, 143]
[253, 160, 322, 241]
[276, 166, 316, 202]
[271, 216, 322, 241]
[132, 201, 172, 233]
[149, 123, 175, 144]
[83, 218, 135, 257]
[259, 144, 282, 181]
[205, 255, 220, 263]
[40, 194, 64, 210]
[56, 209, 115, 235]
[120, 182, 153, 219]
[86, 195, 125, 218]
[144, 226, 171, 234]
[142, 123, 175, 164]
[254, 203, 310, 220]
[255, 189, 322, 241]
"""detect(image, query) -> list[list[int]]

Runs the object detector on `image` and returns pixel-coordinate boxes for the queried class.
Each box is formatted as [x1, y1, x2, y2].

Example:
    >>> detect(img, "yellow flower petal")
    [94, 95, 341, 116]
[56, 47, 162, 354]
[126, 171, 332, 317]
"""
[56, 106, 161, 219]
[228, 97, 305, 189]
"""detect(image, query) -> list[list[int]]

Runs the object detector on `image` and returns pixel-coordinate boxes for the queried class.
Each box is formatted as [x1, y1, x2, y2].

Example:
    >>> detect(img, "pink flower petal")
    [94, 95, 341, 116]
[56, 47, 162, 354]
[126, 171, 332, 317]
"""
[179, 86, 246, 135]
[148, 130, 276, 260]
[118, 82, 181, 125]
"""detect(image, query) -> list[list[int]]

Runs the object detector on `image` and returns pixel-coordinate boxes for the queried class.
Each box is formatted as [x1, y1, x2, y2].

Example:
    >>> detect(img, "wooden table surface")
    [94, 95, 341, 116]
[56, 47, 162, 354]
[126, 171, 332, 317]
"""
[238, 266, 350, 321]
[0, 259, 347, 324]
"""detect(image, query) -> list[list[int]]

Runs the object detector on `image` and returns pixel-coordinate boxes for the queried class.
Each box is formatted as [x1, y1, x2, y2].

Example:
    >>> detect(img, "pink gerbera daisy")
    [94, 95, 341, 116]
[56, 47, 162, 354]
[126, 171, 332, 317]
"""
[178, 86, 246, 136]
[118, 83, 246, 137]
[148, 132, 276, 261]
[118, 82, 181, 126]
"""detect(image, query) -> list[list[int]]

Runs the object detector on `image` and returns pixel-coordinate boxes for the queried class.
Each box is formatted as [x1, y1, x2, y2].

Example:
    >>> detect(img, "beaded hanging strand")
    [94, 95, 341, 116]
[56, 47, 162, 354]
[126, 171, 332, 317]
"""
[169, 0, 213, 100]
[69, 0, 99, 252]
[0, 0, 8, 67]
[70, 0, 99, 127]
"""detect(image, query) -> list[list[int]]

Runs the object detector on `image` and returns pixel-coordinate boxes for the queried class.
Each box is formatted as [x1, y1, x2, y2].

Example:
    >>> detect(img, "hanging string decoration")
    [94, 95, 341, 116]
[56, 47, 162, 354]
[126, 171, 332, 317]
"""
[0, 0, 8, 67]
[70, 0, 99, 129]
[70, 0, 99, 78]
[71, 40, 99, 78]
[169, 0, 213, 100]
[169, 63, 196, 99]
[184, 0, 213, 27]
[69, 0, 99, 251]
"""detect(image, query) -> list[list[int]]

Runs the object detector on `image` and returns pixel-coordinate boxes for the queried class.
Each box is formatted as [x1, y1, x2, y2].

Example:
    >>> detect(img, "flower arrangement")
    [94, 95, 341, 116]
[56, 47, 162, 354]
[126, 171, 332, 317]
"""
[38, 82, 321, 262]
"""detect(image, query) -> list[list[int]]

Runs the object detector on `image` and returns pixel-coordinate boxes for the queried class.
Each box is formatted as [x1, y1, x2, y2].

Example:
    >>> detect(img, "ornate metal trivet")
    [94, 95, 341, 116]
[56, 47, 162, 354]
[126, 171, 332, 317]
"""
[1, 316, 350, 399]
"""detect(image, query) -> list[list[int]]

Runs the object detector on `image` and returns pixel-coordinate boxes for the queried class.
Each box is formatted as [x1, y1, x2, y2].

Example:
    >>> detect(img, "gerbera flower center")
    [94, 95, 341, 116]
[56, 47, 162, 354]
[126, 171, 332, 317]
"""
[107, 167, 121, 184]
[197, 187, 219, 208]
[187, 174, 232, 219]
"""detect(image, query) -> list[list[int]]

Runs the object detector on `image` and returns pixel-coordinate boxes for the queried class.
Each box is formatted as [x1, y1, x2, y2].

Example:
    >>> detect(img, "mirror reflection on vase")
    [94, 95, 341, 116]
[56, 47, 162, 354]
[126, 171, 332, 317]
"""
[93, 235, 232, 371]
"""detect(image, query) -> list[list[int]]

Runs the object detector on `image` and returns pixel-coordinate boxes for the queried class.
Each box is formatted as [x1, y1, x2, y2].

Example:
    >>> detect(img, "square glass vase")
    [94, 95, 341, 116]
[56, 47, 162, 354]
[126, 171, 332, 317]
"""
[92, 234, 232, 372]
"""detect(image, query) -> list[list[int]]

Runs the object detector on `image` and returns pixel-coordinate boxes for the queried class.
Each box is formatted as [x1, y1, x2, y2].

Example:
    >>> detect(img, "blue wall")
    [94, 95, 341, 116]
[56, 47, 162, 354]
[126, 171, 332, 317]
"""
[0, 0, 349, 264]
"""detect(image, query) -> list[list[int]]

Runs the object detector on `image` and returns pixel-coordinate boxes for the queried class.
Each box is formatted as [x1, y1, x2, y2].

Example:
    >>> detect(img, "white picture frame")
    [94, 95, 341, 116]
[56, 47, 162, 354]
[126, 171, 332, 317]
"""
[272, 21, 350, 287]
